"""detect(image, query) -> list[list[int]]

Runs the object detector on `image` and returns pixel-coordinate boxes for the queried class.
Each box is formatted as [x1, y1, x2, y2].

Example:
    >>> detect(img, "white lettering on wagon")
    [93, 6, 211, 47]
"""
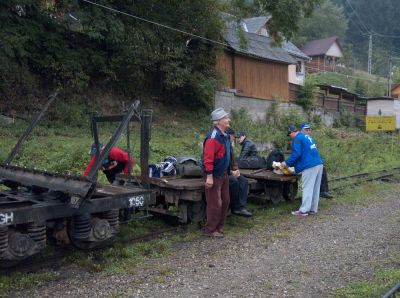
[0, 212, 14, 225]
[129, 196, 144, 207]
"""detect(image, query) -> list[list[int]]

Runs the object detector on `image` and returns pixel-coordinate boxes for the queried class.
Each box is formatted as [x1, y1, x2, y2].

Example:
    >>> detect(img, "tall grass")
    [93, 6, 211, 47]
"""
[1, 106, 400, 179]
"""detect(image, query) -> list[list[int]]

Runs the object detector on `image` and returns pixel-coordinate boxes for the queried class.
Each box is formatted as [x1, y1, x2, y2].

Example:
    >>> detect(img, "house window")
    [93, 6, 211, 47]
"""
[296, 61, 302, 73]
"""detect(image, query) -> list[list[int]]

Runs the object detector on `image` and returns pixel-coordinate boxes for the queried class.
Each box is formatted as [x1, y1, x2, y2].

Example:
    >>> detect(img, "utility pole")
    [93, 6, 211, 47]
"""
[367, 34, 372, 74]
[388, 55, 393, 97]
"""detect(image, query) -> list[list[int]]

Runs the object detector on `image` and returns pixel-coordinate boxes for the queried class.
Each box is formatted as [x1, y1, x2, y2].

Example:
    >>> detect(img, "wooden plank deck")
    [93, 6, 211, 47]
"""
[240, 169, 297, 182]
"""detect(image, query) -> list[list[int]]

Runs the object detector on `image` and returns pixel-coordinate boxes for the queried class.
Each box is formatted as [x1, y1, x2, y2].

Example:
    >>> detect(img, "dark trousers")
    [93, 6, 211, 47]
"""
[103, 162, 125, 183]
[229, 175, 249, 211]
[320, 167, 329, 193]
[204, 173, 230, 234]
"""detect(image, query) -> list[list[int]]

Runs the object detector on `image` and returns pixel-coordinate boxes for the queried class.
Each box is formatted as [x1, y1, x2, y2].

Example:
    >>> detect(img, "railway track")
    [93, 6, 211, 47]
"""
[3, 167, 399, 274]
[329, 166, 400, 191]
[0, 225, 183, 275]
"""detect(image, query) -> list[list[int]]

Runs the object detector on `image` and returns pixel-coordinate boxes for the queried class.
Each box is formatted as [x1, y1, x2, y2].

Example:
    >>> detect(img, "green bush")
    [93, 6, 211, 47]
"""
[296, 77, 318, 112]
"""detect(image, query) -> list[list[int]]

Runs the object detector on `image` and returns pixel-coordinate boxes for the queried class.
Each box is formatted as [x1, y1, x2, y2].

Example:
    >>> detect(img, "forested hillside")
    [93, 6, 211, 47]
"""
[0, 0, 320, 118]
[294, 0, 400, 82]
[0, 0, 225, 117]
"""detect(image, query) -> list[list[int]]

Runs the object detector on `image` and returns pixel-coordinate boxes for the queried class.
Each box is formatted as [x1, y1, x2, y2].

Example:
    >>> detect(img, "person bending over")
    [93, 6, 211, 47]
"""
[83, 143, 134, 185]
[299, 123, 333, 199]
[282, 125, 323, 217]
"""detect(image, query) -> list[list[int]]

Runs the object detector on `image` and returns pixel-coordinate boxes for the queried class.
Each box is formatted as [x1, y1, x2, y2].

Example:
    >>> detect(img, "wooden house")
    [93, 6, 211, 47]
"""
[391, 83, 400, 98]
[243, 17, 310, 87]
[302, 36, 343, 73]
[217, 24, 296, 101]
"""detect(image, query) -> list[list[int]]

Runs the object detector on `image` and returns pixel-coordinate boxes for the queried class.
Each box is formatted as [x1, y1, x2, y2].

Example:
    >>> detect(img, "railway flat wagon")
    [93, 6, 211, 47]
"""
[0, 95, 154, 265]
[239, 169, 298, 203]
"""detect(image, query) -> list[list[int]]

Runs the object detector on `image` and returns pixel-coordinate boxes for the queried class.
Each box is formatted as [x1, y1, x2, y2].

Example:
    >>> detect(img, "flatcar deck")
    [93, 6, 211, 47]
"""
[240, 169, 297, 182]
[240, 169, 298, 203]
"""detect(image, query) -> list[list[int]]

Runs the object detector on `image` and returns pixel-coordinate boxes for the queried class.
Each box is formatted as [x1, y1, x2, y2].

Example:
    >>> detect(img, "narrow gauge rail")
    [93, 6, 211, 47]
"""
[0, 225, 183, 275]
[329, 167, 400, 191]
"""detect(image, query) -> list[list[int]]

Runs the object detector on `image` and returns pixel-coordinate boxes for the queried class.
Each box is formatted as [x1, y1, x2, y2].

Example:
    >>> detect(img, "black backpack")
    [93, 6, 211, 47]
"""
[265, 149, 285, 170]
[175, 156, 203, 178]
[237, 155, 267, 169]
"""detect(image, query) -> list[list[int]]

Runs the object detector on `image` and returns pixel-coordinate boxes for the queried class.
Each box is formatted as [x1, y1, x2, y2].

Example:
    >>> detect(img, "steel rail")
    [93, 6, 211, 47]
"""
[329, 167, 400, 191]
[0, 225, 183, 275]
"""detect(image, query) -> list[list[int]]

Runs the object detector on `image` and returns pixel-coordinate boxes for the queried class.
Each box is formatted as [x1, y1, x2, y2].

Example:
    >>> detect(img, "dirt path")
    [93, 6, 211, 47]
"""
[12, 186, 400, 298]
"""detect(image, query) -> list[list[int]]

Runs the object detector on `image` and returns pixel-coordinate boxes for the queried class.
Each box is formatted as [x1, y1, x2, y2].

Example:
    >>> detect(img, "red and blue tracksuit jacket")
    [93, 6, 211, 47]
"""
[202, 127, 231, 178]
[83, 147, 134, 177]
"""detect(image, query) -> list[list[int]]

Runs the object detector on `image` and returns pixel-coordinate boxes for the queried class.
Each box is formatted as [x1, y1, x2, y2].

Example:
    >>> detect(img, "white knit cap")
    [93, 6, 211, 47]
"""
[211, 108, 229, 121]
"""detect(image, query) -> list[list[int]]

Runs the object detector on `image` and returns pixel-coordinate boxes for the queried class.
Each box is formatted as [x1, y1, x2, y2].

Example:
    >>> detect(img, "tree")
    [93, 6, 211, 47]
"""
[224, 0, 322, 43]
[0, 0, 224, 109]
[1, 0, 323, 112]
[293, 0, 348, 47]
[334, 0, 400, 75]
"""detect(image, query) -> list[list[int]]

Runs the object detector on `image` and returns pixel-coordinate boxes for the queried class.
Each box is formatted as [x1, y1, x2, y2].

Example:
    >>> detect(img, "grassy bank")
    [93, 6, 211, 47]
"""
[1, 105, 400, 181]
[310, 68, 387, 97]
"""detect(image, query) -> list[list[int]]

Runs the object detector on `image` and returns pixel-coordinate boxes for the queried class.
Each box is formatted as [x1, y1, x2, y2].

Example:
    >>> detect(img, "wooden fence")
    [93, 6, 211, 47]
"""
[289, 83, 366, 115]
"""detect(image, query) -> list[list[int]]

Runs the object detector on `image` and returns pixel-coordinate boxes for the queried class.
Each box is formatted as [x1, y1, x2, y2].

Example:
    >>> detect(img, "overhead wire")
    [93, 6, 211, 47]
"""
[372, 31, 400, 39]
[344, 0, 400, 39]
[80, 0, 229, 48]
[343, 0, 370, 35]
[80, 0, 399, 79]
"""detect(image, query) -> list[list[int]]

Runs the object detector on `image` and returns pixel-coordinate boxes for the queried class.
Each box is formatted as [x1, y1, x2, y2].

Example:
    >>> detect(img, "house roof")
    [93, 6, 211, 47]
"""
[302, 36, 342, 56]
[318, 84, 359, 100]
[282, 40, 310, 60]
[243, 16, 271, 33]
[242, 16, 309, 61]
[366, 96, 396, 101]
[223, 27, 297, 64]
[391, 83, 400, 91]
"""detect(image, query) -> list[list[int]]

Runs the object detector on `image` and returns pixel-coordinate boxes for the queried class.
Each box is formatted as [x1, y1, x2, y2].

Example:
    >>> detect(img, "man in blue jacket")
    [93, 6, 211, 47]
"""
[282, 125, 323, 216]
[299, 123, 333, 199]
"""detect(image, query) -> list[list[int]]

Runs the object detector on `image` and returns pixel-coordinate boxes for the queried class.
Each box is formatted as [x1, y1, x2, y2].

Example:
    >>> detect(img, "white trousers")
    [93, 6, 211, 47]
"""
[299, 164, 323, 213]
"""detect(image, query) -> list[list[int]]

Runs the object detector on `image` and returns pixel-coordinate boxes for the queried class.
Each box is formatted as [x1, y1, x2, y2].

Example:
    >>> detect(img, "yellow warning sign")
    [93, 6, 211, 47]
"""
[365, 116, 396, 131]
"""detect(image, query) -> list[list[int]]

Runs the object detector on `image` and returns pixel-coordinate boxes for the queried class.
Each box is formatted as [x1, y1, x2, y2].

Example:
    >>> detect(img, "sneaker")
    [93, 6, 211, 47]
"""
[232, 209, 253, 217]
[308, 211, 317, 215]
[291, 210, 308, 217]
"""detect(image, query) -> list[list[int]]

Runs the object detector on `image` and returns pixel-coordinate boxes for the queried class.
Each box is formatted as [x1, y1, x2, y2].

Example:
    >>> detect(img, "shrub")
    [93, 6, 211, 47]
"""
[296, 77, 318, 112]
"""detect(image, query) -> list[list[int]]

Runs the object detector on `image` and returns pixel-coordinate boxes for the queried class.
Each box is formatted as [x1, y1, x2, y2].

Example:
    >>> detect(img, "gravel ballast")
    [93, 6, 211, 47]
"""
[12, 186, 400, 298]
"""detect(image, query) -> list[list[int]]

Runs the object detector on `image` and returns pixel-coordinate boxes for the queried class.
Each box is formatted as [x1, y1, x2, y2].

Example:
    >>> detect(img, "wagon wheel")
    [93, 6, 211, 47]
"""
[188, 200, 206, 223]
[68, 216, 114, 250]
[178, 202, 189, 224]
[283, 181, 298, 201]
[268, 186, 283, 204]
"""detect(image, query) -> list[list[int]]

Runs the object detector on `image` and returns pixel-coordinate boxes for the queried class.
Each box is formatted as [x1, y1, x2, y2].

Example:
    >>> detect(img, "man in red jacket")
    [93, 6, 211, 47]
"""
[202, 108, 232, 238]
[83, 143, 134, 185]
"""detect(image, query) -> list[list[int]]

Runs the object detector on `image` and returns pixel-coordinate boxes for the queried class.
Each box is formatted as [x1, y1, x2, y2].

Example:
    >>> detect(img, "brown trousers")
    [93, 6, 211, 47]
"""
[204, 172, 230, 234]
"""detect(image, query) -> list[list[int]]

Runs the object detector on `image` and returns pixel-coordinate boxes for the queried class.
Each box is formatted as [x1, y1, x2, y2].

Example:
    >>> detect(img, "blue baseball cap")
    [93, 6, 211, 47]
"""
[299, 123, 311, 130]
[287, 125, 298, 136]
[89, 143, 103, 155]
